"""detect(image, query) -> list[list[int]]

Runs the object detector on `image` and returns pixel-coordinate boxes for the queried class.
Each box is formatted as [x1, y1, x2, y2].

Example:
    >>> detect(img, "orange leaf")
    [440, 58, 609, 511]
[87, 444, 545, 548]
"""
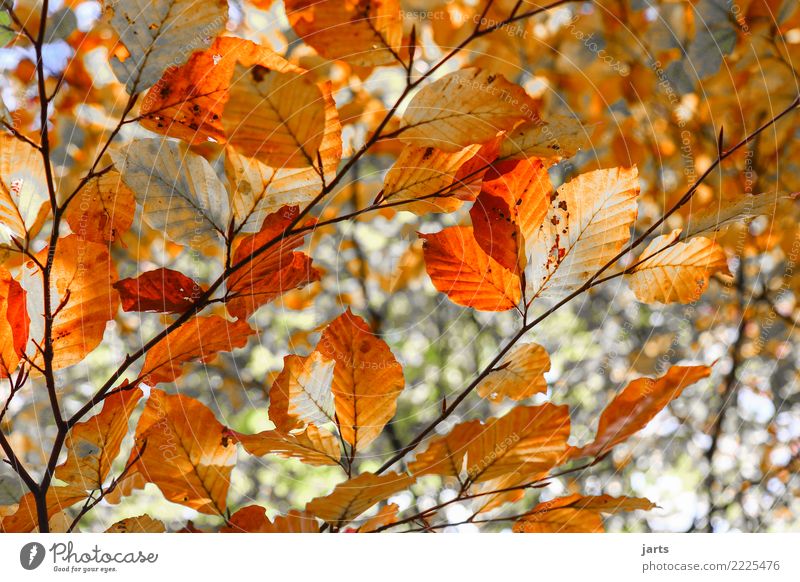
[63, 171, 135, 244]
[129, 390, 236, 515]
[571, 365, 712, 459]
[409, 420, 482, 477]
[55, 387, 143, 490]
[221, 506, 319, 533]
[285, 0, 403, 67]
[0, 485, 86, 533]
[114, 268, 203, 313]
[477, 343, 550, 402]
[513, 494, 656, 533]
[306, 472, 415, 526]
[466, 404, 570, 483]
[268, 352, 335, 432]
[25, 235, 119, 370]
[140, 316, 253, 384]
[0, 268, 28, 378]
[226, 206, 320, 319]
[106, 515, 166, 533]
[421, 225, 521, 311]
[231, 424, 341, 467]
[317, 309, 405, 449]
[470, 157, 551, 271]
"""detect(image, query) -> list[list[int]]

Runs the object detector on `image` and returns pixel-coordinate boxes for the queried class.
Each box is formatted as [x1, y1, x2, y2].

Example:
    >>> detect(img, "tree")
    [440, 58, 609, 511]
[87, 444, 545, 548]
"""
[0, 0, 798, 533]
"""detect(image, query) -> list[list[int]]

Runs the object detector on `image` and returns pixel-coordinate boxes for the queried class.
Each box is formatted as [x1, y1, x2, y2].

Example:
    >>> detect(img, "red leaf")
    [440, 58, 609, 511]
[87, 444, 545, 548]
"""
[114, 268, 203, 313]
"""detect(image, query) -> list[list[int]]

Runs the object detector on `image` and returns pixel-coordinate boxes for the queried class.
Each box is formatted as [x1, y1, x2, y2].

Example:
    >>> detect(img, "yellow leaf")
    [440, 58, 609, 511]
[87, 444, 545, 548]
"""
[400, 68, 538, 152]
[306, 472, 415, 526]
[477, 343, 550, 402]
[317, 309, 404, 450]
[223, 63, 326, 168]
[64, 171, 135, 244]
[627, 229, 730, 304]
[0, 134, 47, 243]
[528, 167, 640, 300]
[499, 116, 588, 162]
[382, 144, 484, 214]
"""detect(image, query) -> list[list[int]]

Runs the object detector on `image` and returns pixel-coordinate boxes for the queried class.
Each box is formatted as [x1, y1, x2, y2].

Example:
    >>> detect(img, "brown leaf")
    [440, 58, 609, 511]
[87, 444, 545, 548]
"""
[0, 268, 28, 378]
[0, 485, 86, 533]
[226, 206, 320, 319]
[513, 494, 656, 533]
[114, 268, 203, 313]
[106, 515, 166, 533]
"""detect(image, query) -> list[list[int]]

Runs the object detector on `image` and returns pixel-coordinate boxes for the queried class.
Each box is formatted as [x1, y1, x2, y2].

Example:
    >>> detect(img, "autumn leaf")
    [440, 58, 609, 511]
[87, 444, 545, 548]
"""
[571, 365, 712, 459]
[359, 503, 399, 532]
[230, 424, 341, 467]
[477, 343, 551, 402]
[139, 316, 253, 384]
[106, 515, 166, 533]
[114, 268, 203, 314]
[128, 390, 236, 515]
[316, 309, 405, 450]
[499, 116, 588, 162]
[627, 229, 730, 304]
[223, 62, 326, 168]
[111, 139, 230, 247]
[470, 157, 552, 271]
[513, 494, 656, 533]
[225, 206, 320, 319]
[466, 404, 570, 483]
[23, 235, 119, 371]
[306, 472, 415, 526]
[400, 68, 538, 152]
[409, 420, 481, 477]
[285, 0, 403, 67]
[221, 506, 319, 533]
[106, 0, 228, 94]
[0, 268, 28, 377]
[382, 144, 488, 214]
[527, 167, 640, 300]
[686, 191, 790, 237]
[55, 387, 143, 490]
[0, 133, 48, 244]
[63, 171, 135, 244]
[0, 485, 86, 533]
[268, 352, 335, 432]
[421, 225, 521, 311]
[140, 36, 294, 145]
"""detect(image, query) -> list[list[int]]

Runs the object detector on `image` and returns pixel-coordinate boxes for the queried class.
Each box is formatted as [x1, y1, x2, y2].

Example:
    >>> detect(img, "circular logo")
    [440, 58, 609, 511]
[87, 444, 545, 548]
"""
[19, 542, 46, 570]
